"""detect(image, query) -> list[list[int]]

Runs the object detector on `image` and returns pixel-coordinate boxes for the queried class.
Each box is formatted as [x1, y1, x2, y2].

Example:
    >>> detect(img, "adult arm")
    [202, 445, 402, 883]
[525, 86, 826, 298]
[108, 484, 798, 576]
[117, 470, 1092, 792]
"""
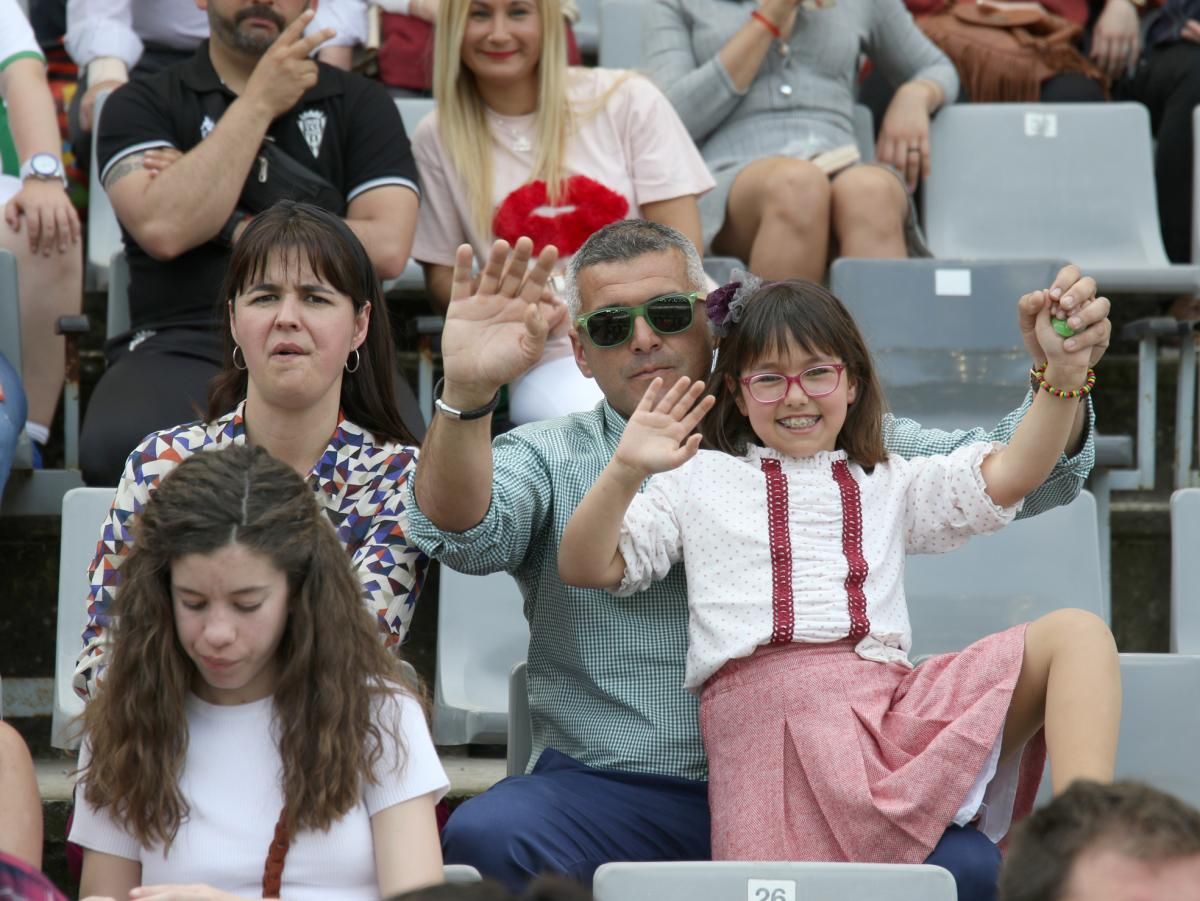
[1, 56, 82, 255]
[643, 0, 797, 142]
[101, 13, 334, 260]
[870, 0, 959, 188]
[344, 185, 417, 280]
[411, 239, 557, 533]
[642, 196, 703, 256]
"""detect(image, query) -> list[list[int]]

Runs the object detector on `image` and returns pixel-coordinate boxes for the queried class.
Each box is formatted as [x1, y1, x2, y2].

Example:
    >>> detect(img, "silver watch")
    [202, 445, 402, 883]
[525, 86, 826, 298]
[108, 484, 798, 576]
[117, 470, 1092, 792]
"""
[19, 153, 67, 187]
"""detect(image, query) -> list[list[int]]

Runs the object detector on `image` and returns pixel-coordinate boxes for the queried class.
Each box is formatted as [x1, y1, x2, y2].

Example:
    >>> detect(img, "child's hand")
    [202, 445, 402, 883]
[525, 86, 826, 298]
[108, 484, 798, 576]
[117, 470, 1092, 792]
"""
[612, 376, 715, 482]
[1017, 266, 1111, 369]
[1030, 289, 1092, 382]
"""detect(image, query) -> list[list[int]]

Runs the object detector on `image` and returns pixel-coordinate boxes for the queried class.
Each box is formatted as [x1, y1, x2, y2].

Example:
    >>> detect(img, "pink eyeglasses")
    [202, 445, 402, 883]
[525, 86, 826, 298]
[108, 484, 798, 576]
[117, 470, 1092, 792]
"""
[739, 364, 846, 404]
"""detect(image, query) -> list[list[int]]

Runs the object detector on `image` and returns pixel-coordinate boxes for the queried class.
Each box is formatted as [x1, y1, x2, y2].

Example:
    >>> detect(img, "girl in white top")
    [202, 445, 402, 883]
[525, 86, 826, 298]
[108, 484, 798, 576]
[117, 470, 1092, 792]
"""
[72, 445, 448, 901]
[412, 0, 714, 425]
[559, 277, 1121, 866]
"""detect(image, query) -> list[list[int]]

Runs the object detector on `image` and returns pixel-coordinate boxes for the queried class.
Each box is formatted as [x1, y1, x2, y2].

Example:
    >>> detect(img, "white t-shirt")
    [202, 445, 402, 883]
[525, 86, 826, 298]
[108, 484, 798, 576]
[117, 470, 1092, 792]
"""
[0, 0, 43, 72]
[412, 66, 715, 365]
[615, 444, 1019, 689]
[71, 689, 449, 901]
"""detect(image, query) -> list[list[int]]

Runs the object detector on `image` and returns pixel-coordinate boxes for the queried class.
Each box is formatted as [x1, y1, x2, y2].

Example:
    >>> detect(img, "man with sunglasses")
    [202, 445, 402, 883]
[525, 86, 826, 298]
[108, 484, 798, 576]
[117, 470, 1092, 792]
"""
[405, 220, 1111, 899]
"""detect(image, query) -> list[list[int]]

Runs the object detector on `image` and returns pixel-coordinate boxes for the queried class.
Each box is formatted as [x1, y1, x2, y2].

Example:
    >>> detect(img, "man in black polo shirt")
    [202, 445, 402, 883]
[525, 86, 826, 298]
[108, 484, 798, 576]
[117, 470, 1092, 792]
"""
[81, 0, 421, 486]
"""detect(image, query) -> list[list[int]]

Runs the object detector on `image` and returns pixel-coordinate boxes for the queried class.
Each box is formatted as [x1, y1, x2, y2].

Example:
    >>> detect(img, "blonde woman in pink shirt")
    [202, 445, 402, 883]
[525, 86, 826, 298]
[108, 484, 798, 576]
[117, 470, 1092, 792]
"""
[411, 0, 715, 425]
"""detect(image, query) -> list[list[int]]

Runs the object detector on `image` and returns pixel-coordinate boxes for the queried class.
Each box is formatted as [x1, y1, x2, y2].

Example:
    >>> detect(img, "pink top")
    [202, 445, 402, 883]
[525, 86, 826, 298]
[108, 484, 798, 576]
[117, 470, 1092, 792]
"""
[412, 67, 715, 362]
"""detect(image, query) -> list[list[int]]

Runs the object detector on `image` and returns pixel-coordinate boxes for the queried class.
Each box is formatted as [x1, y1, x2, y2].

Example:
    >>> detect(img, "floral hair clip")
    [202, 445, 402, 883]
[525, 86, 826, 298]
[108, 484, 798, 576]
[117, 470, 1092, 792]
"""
[705, 269, 762, 337]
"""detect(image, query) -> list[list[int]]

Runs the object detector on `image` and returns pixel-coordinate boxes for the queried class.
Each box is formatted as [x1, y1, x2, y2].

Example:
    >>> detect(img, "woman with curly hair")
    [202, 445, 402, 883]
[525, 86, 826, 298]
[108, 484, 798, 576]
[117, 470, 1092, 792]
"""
[72, 445, 448, 901]
[411, 0, 715, 424]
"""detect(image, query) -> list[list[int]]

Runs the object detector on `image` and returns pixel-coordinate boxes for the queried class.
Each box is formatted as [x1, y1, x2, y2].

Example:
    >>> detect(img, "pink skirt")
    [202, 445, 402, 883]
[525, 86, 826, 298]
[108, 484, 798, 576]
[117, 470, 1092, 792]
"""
[700, 625, 1046, 863]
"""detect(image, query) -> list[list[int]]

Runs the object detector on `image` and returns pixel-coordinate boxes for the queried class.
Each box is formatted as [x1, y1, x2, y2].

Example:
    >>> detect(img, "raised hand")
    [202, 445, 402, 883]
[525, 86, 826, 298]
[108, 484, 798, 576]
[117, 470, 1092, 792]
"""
[1017, 264, 1111, 369]
[439, 237, 559, 408]
[613, 376, 715, 480]
[242, 11, 335, 120]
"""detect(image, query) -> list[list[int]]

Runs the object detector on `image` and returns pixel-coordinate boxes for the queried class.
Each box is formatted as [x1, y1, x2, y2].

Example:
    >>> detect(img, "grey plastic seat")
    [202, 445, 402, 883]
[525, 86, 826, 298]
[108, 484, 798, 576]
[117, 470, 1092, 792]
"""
[52, 486, 117, 749]
[1171, 489, 1200, 653]
[443, 864, 483, 883]
[1036, 653, 1200, 809]
[905, 491, 1105, 658]
[829, 258, 1145, 607]
[922, 103, 1200, 294]
[592, 862, 957, 901]
[598, 0, 642, 68]
[506, 660, 531, 776]
[433, 566, 529, 745]
[87, 90, 123, 293]
[386, 98, 437, 297]
[0, 249, 34, 476]
[107, 250, 131, 337]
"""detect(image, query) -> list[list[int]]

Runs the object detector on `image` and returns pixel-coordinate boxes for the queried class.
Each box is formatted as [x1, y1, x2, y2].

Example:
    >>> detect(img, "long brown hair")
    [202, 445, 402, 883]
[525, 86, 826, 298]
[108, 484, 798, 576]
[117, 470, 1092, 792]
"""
[80, 445, 412, 848]
[702, 280, 888, 467]
[207, 201, 415, 445]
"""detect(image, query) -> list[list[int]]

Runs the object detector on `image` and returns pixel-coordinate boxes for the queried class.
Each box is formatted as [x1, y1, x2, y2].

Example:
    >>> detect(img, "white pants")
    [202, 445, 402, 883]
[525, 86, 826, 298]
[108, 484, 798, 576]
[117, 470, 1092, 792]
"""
[508, 354, 604, 425]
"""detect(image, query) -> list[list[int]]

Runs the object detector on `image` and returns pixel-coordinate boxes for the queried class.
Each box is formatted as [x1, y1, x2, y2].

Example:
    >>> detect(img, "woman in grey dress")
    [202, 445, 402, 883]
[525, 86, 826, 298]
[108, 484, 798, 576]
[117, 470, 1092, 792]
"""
[644, 0, 958, 281]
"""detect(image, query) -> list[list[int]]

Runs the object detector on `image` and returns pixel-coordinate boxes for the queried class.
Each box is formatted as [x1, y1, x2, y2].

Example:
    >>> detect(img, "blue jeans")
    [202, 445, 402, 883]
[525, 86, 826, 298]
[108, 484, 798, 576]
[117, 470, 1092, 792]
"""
[442, 749, 1000, 901]
[0, 354, 26, 500]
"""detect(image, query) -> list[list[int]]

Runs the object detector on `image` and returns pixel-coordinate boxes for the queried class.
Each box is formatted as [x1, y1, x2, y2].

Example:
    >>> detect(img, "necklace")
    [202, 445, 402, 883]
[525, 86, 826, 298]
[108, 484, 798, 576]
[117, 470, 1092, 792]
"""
[489, 113, 534, 153]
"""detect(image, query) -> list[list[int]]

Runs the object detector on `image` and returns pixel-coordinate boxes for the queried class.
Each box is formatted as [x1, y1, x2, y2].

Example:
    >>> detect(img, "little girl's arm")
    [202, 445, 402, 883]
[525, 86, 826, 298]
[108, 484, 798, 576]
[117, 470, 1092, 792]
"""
[981, 291, 1095, 509]
[559, 376, 714, 589]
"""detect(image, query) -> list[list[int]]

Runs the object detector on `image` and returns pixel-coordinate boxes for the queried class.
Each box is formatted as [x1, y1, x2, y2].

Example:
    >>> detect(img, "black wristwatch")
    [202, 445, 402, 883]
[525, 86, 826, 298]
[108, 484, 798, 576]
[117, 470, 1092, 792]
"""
[433, 377, 500, 421]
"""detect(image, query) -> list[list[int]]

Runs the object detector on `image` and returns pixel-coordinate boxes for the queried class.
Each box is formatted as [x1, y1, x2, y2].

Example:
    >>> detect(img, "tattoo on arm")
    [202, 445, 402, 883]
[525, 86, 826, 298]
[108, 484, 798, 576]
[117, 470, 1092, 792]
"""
[102, 153, 148, 191]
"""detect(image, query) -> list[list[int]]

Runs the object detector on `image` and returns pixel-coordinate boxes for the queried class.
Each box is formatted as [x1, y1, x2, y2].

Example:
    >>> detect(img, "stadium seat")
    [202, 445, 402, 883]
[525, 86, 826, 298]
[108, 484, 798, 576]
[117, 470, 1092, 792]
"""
[87, 90, 123, 294]
[1171, 489, 1200, 653]
[598, 0, 642, 68]
[433, 566, 528, 745]
[576, 0, 599, 59]
[107, 250, 131, 338]
[1036, 653, 1200, 810]
[444, 864, 483, 883]
[592, 861, 957, 901]
[922, 103, 1200, 295]
[905, 491, 1105, 658]
[828, 257, 1151, 607]
[51, 486, 116, 749]
[0, 253, 86, 515]
[506, 660, 530, 776]
[387, 98, 437, 297]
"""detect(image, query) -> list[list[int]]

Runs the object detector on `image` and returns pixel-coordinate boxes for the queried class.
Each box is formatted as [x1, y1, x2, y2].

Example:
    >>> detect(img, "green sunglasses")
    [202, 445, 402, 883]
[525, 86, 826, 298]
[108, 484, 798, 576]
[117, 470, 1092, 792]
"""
[575, 292, 701, 348]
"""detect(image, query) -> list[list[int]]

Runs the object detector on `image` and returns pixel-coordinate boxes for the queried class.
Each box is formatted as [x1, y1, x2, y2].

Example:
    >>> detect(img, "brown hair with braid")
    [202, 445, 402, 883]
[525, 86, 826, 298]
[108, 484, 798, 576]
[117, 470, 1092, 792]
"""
[79, 445, 412, 849]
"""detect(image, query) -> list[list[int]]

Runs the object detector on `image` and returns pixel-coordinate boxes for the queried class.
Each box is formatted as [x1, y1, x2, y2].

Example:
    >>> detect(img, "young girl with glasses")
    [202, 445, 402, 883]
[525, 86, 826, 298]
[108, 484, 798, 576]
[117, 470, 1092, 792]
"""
[558, 277, 1120, 866]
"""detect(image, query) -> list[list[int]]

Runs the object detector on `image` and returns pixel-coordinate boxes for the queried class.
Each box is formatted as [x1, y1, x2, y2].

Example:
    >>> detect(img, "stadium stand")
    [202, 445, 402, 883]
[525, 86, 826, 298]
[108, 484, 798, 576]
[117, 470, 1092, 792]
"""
[85, 90, 120, 294]
[506, 661, 530, 777]
[1171, 489, 1200, 654]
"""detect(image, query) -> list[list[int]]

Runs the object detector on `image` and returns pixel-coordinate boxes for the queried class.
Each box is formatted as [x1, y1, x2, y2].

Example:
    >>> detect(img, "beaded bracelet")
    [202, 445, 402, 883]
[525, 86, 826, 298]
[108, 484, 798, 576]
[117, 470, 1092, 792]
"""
[1030, 365, 1097, 400]
[751, 9, 783, 38]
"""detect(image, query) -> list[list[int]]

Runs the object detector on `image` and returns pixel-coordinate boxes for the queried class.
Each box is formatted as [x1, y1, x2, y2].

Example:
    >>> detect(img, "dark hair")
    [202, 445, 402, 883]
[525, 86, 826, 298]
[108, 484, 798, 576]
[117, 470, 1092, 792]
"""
[999, 780, 1200, 901]
[207, 201, 415, 445]
[81, 445, 412, 848]
[701, 279, 887, 467]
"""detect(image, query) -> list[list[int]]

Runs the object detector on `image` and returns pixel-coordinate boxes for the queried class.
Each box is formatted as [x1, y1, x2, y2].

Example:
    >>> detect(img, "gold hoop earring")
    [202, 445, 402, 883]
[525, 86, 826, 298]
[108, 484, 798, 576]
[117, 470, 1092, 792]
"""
[345, 348, 361, 373]
[232, 344, 248, 371]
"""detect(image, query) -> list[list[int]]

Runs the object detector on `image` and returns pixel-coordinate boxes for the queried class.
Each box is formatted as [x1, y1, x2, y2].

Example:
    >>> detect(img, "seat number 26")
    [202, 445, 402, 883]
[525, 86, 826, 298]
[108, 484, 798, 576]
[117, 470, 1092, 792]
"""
[747, 880, 796, 901]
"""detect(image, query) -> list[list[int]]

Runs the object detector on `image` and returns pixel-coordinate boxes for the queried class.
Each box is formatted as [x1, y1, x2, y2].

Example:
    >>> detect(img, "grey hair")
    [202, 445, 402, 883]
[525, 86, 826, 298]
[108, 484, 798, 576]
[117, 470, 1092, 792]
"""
[563, 220, 708, 321]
